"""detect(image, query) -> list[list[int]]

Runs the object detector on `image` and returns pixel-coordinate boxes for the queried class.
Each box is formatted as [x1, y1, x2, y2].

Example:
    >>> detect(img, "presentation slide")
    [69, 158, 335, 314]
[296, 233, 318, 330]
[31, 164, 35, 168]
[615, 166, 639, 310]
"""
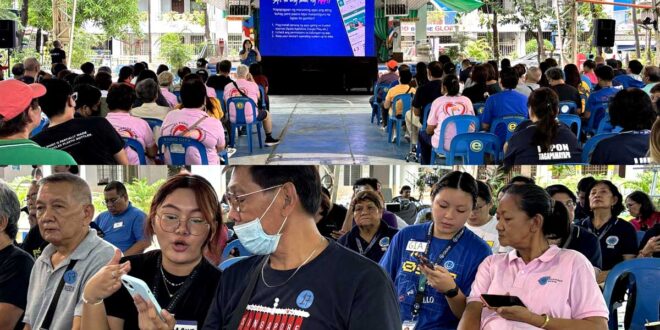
[259, 0, 375, 57]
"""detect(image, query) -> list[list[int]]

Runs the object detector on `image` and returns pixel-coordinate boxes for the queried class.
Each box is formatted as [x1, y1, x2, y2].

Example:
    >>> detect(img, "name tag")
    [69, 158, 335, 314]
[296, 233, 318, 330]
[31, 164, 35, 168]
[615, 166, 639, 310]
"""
[406, 240, 428, 253]
[402, 320, 417, 330]
[175, 320, 197, 330]
[113, 222, 124, 229]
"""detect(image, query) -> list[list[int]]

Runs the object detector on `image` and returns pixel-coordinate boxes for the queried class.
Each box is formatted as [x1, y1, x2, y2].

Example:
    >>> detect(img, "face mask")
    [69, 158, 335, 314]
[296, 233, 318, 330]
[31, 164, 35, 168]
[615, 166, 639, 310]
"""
[233, 187, 288, 255]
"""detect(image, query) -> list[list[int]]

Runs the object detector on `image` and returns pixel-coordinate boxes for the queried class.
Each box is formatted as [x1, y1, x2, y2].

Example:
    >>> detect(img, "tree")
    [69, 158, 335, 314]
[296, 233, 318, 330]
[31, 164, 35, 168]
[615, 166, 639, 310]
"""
[479, 0, 503, 62]
[500, 0, 554, 64]
[159, 33, 194, 70]
[464, 38, 493, 62]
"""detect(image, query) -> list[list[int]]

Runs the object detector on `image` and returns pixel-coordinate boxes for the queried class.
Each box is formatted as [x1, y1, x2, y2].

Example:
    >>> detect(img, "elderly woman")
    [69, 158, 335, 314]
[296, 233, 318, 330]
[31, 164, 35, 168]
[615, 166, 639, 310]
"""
[626, 191, 660, 231]
[380, 171, 492, 329]
[338, 190, 398, 263]
[459, 184, 608, 330]
[131, 79, 171, 121]
[81, 174, 222, 329]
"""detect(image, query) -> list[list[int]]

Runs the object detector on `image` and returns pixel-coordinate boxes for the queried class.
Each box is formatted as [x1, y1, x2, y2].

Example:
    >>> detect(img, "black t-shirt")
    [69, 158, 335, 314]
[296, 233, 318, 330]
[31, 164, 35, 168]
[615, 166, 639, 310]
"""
[412, 80, 443, 123]
[639, 223, 660, 258]
[459, 67, 472, 83]
[590, 131, 652, 165]
[550, 84, 582, 110]
[50, 48, 66, 64]
[203, 240, 401, 329]
[19, 225, 48, 259]
[504, 123, 582, 166]
[579, 217, 638, 270]
[104, 250, 220, 329]
[563, 225, 603, 270]
[462, 83, 500, 105]
[0, 245, 35, 330]
[31, 117, 125, 165]
[216, 76, 233, 92]
[337, 220, 399, 263]
[316, 204, 347, 239]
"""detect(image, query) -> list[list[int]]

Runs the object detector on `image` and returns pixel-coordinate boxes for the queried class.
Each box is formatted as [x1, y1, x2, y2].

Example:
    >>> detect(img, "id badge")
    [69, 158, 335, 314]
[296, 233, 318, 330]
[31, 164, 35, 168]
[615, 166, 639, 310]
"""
[402, 320, 417, 330]
[174, 320, 197, 330]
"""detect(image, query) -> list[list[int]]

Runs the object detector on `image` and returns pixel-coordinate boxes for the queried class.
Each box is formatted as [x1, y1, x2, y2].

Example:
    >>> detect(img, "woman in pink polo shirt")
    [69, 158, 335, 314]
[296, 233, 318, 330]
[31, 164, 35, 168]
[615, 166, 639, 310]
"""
[459, 184, 608, 330]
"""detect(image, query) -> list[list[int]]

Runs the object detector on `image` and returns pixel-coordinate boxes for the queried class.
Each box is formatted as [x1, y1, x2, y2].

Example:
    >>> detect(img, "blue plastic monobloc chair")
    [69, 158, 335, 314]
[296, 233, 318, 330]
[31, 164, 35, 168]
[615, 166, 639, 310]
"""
[30, 114, 50, 137]
[585, 101, 609, 136]
[173, 90, 181, 103]
[215, 89, 226, 113]
[490, 116, 525, 144]
[557, 114, 582, 141]
[416, 104, 434, 161]
[371, 83, 391, 124]
[387, 93, 413, 146]
[596, 113, 623, 135]
[447, 132, 501, 165]
[226, 97, 263, 153]
[219, 256, 248, 271]
[221, 239, 252, 261]
[603, 258, 660, 330]
[431, 115, 480, 164]
[158, 136, 209, 165]
[123, 137, 147, 165]
[473, 102, 486, 123]
[558, 101, 578, 115]
[581, 133, 617, 164]
[258, 85, 267, 110]
[142, 118, 163, 131]
[637, 231, 646, 248]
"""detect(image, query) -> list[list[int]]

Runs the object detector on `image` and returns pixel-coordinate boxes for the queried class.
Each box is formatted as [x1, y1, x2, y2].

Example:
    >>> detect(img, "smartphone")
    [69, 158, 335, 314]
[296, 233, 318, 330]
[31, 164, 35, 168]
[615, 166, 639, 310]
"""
[481, 294, 526, 308]
[415, 254, 434, 268]
[120, 274, 164, 318]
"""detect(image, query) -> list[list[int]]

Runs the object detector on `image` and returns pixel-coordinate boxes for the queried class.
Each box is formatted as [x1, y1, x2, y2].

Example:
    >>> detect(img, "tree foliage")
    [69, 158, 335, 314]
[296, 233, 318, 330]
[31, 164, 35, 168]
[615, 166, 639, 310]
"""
[464, 38, 492, 62]
[499, 0, 553, 62]
[159, 33, 194, 70]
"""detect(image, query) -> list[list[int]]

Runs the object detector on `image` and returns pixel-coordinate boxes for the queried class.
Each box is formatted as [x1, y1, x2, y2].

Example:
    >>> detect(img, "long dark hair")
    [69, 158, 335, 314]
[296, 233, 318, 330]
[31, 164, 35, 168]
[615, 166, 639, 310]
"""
[415, 62, 429, 87]
[505, 183, 570, 241]
[430, 171, 478, 209]
[528, 88, 560, 152]
[564, 64, 582, 89]
[626, 191, 657, 220]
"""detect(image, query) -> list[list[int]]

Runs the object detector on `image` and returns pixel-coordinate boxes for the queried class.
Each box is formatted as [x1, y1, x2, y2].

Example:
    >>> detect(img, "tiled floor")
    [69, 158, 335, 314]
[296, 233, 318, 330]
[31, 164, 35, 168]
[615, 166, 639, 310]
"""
[230, 95, 416, 165]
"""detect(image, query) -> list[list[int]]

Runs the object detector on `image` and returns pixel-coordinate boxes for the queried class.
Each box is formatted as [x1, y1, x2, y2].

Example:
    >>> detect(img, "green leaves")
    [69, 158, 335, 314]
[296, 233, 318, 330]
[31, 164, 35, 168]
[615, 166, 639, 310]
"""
[159, 32, 194, 70]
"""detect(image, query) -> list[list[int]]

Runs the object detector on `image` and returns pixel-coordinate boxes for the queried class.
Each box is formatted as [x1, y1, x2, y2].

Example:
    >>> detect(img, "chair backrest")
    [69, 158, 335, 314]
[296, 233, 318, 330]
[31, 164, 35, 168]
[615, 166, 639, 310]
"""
[422, 103, 432, 130]
[30, 114, 50, 137]
[489, 116, 526, 144]
[603, 258, 660, 330]
[557, 114, 582, 140]
[123, 137, 147, 165]
[218, 256, 248, 271]
[595, 113, 623, 134]
[173, 90, 181, 103]
[637, 230, 646, 248]
[473, 102, 486, 123]
[374, 83, 391, 102]
[448, 132, 501, 165]
[581, 133, 617, 163]
[158, 136, 209, 165]
[392, 93, 413, 117]
[258, 85, 267, 109]
[586, 101, 609, 135]
[215, 89, 226, 112]
[558, 101, 578, 114]
[439, 115, 480, 152]
[226, 96, 259, 125]
[389, 80, 399, 88]
[142, 118, 163, 131]
[221, 239, 252, 261]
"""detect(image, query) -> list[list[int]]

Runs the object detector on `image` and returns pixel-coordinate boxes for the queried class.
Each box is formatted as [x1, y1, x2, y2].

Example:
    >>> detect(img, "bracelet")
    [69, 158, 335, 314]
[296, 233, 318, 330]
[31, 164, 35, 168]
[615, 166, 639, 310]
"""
[81, 295, 104, 305]
[540, 313, 550, 329]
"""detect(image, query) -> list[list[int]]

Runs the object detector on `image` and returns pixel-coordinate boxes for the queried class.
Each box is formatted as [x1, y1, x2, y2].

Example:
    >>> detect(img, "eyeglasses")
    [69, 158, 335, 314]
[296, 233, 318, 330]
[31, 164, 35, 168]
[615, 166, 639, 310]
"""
[156, 213, 210, 236]
[104, 197, 122, 206]
[23, 193, 38, 203]
[354, 205, 379, 214]
[558, 200, 576, 208]
[225, 185, 283, 213]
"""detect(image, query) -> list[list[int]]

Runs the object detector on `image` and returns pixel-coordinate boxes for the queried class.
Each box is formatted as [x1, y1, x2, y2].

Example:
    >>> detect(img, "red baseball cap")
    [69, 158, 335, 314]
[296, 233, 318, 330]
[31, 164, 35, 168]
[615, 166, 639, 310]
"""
[0, 80, 46, 121]
[387, 60, 399, 70]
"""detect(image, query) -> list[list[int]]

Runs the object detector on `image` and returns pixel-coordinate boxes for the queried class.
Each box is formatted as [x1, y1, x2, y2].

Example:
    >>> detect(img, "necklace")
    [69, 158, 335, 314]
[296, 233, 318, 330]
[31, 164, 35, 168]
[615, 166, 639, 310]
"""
[261, 245, 320, 288]
[160, 265, 185, 298]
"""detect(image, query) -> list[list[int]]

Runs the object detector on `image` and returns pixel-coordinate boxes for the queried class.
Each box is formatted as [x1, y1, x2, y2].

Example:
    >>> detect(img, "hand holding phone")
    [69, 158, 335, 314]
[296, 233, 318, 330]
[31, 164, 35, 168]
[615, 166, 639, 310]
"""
[415, 254, 433, 269]
[120, 275, 164, 318]
[481, 294, 526, 308]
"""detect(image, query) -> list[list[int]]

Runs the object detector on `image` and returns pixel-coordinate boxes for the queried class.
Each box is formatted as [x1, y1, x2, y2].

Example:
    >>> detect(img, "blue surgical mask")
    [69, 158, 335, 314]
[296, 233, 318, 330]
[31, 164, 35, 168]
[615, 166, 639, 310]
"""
[233, 187, 288, 255]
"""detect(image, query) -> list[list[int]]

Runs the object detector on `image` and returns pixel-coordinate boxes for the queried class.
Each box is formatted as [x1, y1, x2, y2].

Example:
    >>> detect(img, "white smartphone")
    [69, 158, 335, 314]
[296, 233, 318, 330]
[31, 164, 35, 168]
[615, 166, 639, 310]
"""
[120, 274, 164, 319]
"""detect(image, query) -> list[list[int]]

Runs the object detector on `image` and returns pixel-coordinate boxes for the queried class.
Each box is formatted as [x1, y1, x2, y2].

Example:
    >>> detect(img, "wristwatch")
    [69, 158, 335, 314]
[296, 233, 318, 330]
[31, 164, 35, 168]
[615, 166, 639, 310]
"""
[445, 284, 460, 298]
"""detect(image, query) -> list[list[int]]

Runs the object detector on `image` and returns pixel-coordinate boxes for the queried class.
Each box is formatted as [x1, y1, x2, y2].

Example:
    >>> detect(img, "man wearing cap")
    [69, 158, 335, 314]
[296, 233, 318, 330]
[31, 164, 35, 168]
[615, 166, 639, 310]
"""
[370, 60, 399, 122]
[0, 80, 76, 165]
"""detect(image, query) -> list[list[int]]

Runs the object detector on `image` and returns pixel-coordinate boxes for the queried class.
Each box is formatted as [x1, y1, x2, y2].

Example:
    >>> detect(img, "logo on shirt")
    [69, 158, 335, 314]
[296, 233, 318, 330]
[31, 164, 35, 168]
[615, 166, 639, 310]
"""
[379, 237, 391, 251]
[538, 276, 563, 285]
[606, 235, 620, 249]
[171, 123, 204, 141]
[443, 260, 455, 270]
[63, 269, 77, 284]
[469, 140, 483, 152]
[537, 144, 572, 161]
[296, 290, 314, 309]
[443, 102, 468, 115]
[240, 304, 310, 329]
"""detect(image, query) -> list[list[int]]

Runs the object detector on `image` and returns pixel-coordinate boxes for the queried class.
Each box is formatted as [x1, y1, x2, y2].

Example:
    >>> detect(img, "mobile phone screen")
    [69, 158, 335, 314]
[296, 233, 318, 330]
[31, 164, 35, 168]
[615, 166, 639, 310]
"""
[481, 294, 526, 308]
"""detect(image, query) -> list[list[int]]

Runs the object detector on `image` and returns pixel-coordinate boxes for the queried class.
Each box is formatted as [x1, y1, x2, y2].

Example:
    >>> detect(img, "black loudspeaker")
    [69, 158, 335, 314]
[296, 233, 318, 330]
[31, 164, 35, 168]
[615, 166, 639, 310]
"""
[594, 19, 616, 47]
[0, 20, 17, 49]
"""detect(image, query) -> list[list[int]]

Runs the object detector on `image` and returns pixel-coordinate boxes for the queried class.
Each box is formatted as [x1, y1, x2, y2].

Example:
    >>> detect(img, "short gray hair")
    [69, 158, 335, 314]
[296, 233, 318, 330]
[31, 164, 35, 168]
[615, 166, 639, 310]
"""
[0, 182, 20, 239]
[545, 67, 564, 81]
[136, 78, 159, 102]
[38, 173, 92, 204]
[23, 57, 40, 72]
[236, 64, 249, 78]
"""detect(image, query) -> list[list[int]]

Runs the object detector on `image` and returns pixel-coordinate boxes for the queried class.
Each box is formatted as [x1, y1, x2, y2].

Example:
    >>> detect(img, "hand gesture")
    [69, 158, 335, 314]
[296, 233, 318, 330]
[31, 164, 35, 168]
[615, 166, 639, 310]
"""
[331, 229, 347, 240]
[640, 235, 660, 257]
[419, 263, 456, 293]
[493, 305, 536, 324]
[83, 249, 131, 304]
[134, 295, 176, 330]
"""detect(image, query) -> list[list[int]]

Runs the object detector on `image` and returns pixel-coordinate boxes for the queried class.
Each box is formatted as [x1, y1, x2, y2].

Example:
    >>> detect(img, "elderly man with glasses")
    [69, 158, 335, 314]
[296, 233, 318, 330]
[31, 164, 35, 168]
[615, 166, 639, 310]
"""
[93, 181, 150, 256]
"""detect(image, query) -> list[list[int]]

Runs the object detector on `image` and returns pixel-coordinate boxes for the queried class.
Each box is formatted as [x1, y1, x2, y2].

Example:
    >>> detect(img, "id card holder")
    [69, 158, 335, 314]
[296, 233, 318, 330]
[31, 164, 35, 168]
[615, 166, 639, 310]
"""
[174, 320, 197, 330]
[402, 320, 417, 330]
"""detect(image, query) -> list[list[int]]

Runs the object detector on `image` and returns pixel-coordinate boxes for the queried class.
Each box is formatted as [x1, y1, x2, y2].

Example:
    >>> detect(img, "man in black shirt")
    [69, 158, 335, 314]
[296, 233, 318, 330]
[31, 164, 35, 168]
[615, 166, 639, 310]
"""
[50, 41, 66, 65]
[215, 60, 233, 91]
[31, 79, 128, 165]
[407, 61, 443, 153]
[316, 187, 347, 239]
[546, 67, 582, 114]
[204, 166, 401, 329]
[0, 183, 35, 330]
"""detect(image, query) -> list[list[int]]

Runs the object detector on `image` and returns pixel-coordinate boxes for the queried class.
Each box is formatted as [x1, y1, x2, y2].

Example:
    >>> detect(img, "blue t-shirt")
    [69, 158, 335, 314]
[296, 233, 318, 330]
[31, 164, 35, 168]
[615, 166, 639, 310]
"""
[94, 203, 146, 252]
[581, 74, 594, 90]
[481, 90, 528, 140]
[239, 50, 258, 66]
[590, 131, 651, 165]
[585, 86, 620, 116]
[612, 75, 645, 89]
[379, 223, 492, 330]
[504, 122, 582, 166]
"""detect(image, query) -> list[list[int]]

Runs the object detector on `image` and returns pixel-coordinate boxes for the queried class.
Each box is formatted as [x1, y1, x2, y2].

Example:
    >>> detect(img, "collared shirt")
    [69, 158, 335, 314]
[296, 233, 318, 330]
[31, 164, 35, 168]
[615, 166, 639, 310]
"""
[465, 216, 511, 254]
[337, 220, 399, 263]
[467, 246, 609, 329]
[0, 139, 76, 165]
[579, 217, 638, 270]
[23, 229, 115, 329]
[94, 202, 147, 252]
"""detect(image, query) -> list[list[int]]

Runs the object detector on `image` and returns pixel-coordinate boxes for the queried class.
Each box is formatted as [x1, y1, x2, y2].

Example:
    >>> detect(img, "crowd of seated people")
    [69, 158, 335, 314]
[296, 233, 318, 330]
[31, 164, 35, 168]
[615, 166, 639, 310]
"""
[0, 56, 283, 165]
[372, 56, 659, 165]
[0, 166, 657, 330]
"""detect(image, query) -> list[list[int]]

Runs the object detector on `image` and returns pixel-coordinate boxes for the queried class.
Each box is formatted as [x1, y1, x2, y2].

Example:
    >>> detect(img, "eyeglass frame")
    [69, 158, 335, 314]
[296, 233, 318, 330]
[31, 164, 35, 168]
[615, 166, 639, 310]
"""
[155, 213, 210, 236]
[225, 184, 284, 213]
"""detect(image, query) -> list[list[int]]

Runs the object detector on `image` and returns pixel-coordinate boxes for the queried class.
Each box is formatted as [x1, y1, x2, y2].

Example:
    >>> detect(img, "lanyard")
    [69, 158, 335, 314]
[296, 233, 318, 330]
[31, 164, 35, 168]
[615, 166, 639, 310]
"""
[595, 218, 618, 241]
[411, 225, 465, 319]
[355, 233, 380, 256]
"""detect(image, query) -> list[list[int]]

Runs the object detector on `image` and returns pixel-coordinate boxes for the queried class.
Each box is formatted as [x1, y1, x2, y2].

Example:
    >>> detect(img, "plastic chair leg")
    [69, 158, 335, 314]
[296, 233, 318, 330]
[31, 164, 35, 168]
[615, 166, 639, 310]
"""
[247, 124, 253, 153]
[229, 123, 235, 147]
[387, 120, 393, 142]
[396, 121, 402, 146]
[257, 123, 263, 148]
[430, 149, 436, 164]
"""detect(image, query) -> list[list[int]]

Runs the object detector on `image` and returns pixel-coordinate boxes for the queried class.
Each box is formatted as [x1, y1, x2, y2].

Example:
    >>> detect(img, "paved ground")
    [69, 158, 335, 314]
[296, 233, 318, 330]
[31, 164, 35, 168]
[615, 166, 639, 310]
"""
[230, 95, 417, 165]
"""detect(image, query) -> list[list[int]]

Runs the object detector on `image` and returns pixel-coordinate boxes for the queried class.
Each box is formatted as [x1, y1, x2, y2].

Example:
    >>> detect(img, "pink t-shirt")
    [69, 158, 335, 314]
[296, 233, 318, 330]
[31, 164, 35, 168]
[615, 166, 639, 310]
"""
[161, 87, 178, 108]
[467, 246, 609, 329]
[206, 86, 217, 98]
[105, 112, 156, 165]
[223, 79, 260, 124]
[161, 108, 225, 165]
[427, 95, 475, 150]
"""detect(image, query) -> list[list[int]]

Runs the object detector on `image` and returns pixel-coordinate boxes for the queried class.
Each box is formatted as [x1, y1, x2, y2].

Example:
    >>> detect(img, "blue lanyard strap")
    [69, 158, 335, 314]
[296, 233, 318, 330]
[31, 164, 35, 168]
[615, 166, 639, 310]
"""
[355, 233, 380, 255]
